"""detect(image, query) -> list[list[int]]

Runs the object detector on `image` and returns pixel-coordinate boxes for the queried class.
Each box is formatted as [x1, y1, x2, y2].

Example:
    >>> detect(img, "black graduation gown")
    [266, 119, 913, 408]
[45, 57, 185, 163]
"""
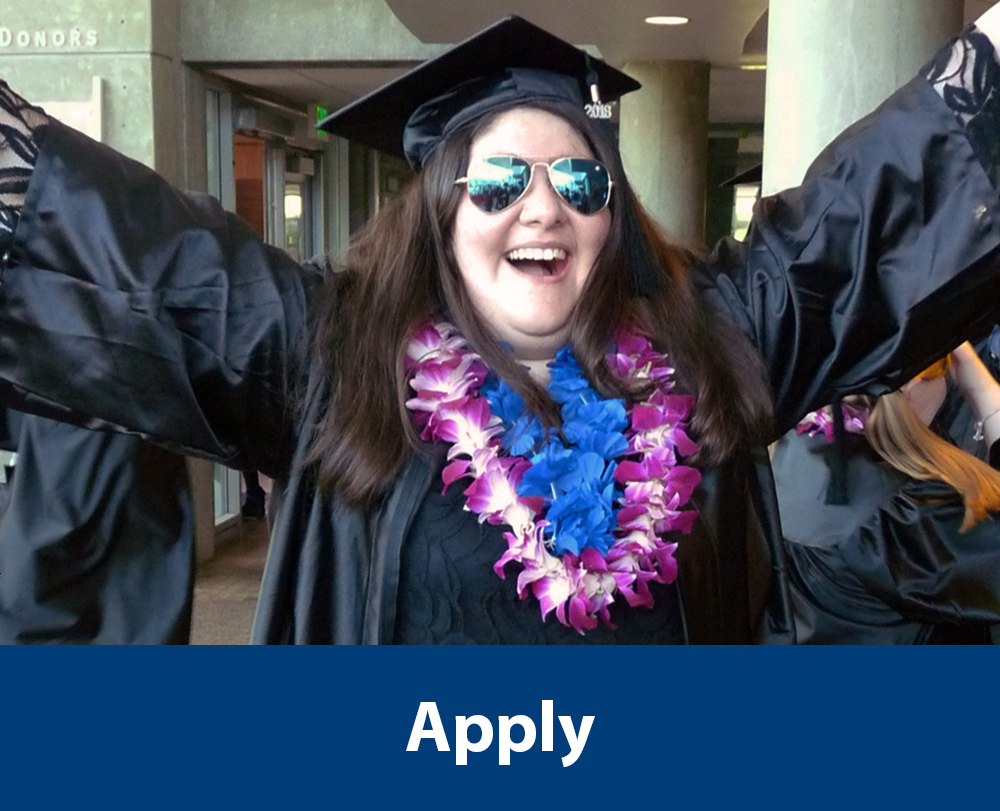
[2, 74, 1000, 643]
[0, 413, 194, 644]
[770, 331, 1000, 644]
[772, 429, 1000, 644]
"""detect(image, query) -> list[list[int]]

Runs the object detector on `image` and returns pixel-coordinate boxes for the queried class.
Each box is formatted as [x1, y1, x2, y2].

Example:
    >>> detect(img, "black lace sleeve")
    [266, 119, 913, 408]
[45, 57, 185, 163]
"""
[0, 81, 47, 255]
[925, 24, 1000, 186]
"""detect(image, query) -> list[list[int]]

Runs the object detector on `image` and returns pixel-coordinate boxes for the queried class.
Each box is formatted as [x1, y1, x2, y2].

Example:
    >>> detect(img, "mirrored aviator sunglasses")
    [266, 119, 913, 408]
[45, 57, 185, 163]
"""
[456, 156, 613, 215]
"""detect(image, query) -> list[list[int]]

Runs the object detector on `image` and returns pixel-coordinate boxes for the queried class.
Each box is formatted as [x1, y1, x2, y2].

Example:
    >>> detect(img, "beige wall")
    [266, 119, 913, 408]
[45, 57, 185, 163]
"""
[179, 0, 439, 62]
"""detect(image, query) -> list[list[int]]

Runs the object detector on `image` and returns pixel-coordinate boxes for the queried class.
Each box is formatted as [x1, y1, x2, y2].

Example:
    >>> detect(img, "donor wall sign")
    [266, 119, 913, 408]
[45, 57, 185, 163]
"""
[0, 9, 159, 52]
[0, 7, 153, 52]
[0, 26, 99, 49]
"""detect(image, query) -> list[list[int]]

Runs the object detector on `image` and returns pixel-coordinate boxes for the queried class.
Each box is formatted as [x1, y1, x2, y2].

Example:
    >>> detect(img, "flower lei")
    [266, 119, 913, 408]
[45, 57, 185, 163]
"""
[404, 322, 701, 633]
[795, 402, 870, 442]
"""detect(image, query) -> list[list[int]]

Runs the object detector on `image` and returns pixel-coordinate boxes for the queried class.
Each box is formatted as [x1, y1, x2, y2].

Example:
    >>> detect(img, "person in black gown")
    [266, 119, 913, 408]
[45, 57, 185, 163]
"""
[772, 341, 1000, 643]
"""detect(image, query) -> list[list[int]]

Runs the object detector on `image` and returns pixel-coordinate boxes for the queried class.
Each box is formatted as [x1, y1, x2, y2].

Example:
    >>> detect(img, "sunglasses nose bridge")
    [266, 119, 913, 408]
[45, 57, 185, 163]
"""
[520, 161, 566, 207]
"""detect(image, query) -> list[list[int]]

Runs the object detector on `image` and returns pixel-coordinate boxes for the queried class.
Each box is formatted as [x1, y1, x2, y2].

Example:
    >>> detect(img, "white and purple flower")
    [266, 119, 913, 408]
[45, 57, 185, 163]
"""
[796, 403, 869, 442]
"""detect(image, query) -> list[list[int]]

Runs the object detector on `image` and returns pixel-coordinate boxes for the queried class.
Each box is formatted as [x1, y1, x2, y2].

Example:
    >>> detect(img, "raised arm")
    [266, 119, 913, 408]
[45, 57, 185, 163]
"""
[948, 340, 1000, 447]
[698, 17, 1000, 438]
[0, 82, 321, 477]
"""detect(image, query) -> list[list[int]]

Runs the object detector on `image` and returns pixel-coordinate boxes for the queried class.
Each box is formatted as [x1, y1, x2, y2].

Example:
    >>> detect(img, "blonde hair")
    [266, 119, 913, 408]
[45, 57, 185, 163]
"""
[865, 359, 1000, 530]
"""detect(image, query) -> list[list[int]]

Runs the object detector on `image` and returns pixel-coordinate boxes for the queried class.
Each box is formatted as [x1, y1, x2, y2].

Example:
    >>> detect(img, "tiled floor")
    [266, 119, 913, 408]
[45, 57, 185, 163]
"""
[189, 518, 270, 645]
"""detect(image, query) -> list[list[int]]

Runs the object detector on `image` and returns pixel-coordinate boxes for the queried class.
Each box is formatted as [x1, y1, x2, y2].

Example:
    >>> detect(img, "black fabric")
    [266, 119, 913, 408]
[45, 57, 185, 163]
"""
[772, 429, 1000, 644]
[0, 206, 14, 256]
[403, 69, 588, 170]
[0, 413, 194, 644]
[772, 325, 1000, 644]
[828, 397, 848, 505]
[0, 129, 324, 477]
[0, 407, 21, 449]
[3, 48, 1000, 643]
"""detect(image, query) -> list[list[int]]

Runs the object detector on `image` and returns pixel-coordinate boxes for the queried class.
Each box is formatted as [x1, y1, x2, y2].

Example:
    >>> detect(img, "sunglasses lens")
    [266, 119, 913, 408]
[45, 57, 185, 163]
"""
[463, 157, 612, 214]
[549, 159, 611, 215]
[466, 157, 531, 213]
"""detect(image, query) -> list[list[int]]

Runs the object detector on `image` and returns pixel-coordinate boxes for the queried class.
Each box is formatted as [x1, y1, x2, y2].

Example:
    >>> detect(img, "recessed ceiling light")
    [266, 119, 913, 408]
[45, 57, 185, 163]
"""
[740, 64, 767, 71]
[645, 16, 689, 25]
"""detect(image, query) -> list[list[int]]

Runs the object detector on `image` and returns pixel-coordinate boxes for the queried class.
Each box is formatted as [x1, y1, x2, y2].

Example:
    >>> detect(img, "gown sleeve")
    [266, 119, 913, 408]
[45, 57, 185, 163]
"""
[697, 26, 1000, 439]
[832, 475, 1000, 625]
[0, 118, 323, 477]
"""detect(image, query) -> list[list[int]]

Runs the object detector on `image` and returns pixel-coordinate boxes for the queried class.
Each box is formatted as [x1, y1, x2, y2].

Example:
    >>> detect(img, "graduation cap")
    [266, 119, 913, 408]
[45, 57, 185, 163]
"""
[317, 15, 641, 170]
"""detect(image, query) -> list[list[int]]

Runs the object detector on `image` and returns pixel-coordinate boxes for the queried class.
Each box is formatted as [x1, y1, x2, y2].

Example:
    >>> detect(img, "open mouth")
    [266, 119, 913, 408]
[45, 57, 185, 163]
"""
[504, 247, 568, 276]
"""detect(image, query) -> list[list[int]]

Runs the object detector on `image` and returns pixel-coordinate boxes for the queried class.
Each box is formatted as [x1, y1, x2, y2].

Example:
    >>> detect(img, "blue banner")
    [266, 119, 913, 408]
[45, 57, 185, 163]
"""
[1, 647, 995, 809]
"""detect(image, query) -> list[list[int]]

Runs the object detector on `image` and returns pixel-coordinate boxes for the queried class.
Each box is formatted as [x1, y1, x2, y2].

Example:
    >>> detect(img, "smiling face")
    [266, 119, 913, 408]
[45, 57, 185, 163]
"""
[450, 107, 612, 361]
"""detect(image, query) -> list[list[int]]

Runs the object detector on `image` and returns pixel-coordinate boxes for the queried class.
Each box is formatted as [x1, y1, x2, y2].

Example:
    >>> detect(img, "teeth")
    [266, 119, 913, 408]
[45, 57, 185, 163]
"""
[505, 247, 567, 262]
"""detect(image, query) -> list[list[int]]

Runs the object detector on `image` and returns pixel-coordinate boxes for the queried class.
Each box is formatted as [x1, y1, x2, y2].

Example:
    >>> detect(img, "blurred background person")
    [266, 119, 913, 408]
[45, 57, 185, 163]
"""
[771, 342, 1000, 643]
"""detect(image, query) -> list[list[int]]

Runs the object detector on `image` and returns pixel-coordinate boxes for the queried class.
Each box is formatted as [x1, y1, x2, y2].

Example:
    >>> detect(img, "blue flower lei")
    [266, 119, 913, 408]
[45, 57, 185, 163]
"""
[480, 347, 630, 556]
[404, 322, 701, 632]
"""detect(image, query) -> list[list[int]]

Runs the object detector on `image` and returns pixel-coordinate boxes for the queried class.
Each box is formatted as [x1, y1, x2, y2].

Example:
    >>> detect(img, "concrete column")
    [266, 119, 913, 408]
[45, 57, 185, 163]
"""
[619, 61, 711, 245]
[763, 0, 964, 195]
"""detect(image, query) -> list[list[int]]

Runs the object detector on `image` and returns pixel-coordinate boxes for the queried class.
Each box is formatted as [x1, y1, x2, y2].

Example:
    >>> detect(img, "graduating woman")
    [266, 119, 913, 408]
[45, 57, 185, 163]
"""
[2, 12, 1000, 644]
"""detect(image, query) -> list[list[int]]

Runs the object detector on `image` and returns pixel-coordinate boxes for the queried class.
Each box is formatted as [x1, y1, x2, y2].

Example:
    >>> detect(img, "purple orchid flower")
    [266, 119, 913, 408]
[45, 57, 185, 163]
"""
[407, 321, 701, 634]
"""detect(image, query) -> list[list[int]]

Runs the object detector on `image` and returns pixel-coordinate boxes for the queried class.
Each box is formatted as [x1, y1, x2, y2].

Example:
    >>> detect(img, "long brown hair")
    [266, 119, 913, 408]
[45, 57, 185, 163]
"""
[309, 101, 773, 507]
[865, 361, 1000, 530]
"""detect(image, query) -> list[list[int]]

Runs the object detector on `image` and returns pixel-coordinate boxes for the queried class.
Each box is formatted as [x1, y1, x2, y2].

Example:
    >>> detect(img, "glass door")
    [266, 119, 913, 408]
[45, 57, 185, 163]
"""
[279, 149, 319, 262]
